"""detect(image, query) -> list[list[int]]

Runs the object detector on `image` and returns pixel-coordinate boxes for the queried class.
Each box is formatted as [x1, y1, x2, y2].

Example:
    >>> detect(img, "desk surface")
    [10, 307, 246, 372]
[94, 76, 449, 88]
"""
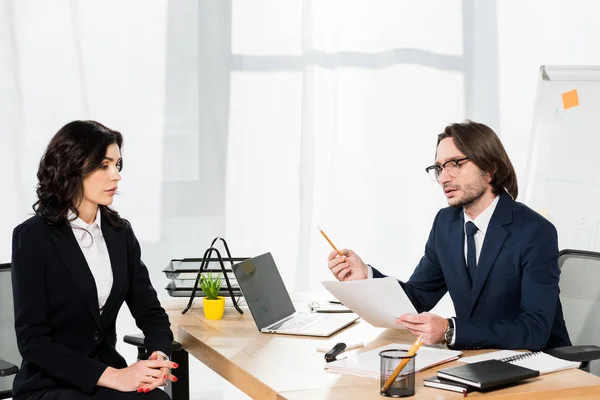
[164, 300, 600, 400]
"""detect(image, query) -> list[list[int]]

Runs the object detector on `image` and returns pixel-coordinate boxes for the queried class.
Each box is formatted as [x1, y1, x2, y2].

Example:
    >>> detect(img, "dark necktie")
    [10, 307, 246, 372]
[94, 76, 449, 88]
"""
[465, 221, 478, 282]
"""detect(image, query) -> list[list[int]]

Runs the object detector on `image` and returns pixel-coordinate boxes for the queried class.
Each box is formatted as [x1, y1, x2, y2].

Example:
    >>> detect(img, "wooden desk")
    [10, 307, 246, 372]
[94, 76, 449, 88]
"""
[165, 301, 600, 399]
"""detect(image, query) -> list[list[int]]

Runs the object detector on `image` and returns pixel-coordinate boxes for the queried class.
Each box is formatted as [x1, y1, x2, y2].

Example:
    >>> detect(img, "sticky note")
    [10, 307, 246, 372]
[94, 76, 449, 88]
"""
[562, 90, 579, 110]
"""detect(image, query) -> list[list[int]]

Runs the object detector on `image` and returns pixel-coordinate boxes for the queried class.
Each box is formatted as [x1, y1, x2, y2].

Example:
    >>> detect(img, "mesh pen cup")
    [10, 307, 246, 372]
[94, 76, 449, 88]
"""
[379, 349, 416, 397]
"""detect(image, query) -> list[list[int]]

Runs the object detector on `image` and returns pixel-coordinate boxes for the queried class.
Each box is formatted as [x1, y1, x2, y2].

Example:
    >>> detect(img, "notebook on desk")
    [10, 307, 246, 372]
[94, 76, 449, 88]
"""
[423, 376, 474, 394]
[324, 343, 462, 378]
[437, 359, 540, 390]
[460, 350, 581, 375]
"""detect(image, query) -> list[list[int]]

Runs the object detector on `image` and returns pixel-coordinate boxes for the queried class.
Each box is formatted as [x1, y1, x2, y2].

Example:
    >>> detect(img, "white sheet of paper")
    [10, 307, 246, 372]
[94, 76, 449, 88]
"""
[324, 343, 462, 377]
[321, 277, 417, 329]
[458, 350, 522, 363]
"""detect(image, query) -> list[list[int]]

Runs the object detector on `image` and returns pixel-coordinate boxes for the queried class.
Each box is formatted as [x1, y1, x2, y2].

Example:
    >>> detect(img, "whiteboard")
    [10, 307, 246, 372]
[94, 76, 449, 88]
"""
[523, 66, 600, 251]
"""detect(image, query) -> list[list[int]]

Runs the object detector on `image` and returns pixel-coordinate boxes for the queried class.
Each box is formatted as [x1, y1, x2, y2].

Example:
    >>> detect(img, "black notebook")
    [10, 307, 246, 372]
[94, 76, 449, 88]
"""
[423, 376, 474, 394]
[437, 359, 539, 389]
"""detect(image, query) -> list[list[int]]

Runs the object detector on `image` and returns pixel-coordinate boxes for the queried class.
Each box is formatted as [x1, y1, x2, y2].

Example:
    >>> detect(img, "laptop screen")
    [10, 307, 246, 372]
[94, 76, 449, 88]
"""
[232, 252, 295, 330]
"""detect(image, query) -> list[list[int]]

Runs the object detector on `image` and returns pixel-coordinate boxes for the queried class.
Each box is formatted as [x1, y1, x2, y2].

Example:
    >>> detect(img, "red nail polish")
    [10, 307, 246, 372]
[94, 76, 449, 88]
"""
[144, 388, 150, 393]
[163, 374, 166, 379]
[137, 388, 143, 393]
[173, 363, 179, 368]
[173, 377, 178, 382]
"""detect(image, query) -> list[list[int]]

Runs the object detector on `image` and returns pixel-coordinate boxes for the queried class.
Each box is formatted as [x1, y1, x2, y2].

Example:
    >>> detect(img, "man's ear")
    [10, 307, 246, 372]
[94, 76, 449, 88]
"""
[484, 169, 495, 184]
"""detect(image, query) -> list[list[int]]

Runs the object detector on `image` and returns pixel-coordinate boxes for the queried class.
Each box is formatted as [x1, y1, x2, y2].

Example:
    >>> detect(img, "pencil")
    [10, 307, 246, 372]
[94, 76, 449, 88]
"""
[317, 226, 343, 256]
[381, 335, 424, 393]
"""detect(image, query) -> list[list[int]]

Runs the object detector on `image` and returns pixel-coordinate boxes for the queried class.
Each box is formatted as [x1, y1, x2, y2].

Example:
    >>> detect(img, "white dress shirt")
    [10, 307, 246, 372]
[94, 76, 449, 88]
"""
[367, 195, 501, 345]
[463, 195, 500, 266]
[68, 208, 114, 313]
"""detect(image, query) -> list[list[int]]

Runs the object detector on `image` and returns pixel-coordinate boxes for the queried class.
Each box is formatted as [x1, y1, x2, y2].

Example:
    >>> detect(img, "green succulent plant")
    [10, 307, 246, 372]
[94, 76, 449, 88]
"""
[198, 272, 222, 300]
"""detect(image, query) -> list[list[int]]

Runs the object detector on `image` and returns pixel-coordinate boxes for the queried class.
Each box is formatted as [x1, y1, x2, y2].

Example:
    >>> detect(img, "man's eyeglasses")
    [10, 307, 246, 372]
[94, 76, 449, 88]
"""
[425, 157, 469, 183]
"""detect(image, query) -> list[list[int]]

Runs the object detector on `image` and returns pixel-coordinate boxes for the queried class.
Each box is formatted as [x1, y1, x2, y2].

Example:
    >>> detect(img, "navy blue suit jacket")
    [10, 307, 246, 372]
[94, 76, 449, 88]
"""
[372, 194, 571, 351]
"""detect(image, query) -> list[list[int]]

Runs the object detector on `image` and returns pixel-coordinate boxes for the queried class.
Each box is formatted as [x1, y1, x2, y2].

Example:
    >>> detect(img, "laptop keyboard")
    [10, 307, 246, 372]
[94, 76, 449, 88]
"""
[269, 313, 325, 332]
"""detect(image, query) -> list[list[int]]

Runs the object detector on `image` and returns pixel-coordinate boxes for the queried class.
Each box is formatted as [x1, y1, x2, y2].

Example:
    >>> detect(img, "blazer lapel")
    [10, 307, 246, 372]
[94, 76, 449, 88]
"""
[50, 224, 102, 329]
[469, 195, 512, 316]
[100, 217, 128, 325]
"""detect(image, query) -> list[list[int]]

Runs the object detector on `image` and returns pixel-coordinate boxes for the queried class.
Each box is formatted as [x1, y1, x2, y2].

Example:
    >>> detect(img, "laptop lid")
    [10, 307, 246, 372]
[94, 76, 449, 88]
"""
[232, 252, 296, 331]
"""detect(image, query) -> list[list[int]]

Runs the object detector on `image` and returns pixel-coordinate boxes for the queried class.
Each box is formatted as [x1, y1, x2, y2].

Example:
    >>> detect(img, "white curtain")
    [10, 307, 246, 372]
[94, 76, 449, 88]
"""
[4, 0, 600, 321]
[0, 0, 169, 249]
[223, 0, 600, 318]
[0, 0, 229, 367]
[225, 0, 463, 303]
[0, 0, 227, 277]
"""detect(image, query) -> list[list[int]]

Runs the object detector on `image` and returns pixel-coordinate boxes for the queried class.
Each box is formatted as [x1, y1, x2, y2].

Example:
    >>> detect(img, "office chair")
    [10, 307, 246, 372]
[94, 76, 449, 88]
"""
[545, 249, 600, 376]
[1, 263, 189, 400]
[0, 263, 20, 399]
[123, 334, 189, 400]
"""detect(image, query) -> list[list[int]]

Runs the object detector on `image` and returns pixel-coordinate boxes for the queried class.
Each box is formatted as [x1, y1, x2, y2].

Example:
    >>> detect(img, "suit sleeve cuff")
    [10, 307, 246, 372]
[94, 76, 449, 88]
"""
[145, 341, 173, 361]
[85, 361, 110, 393]
[367, 265, 374, 279]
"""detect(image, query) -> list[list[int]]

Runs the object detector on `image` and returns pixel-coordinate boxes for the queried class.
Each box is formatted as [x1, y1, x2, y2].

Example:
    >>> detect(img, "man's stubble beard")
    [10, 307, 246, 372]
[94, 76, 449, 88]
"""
[446, 176, 488, 208]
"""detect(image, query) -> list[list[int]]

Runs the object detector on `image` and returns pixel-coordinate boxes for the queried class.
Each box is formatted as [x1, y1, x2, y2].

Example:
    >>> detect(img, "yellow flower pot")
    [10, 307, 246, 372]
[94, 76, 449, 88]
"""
[203, 296, 225, 320]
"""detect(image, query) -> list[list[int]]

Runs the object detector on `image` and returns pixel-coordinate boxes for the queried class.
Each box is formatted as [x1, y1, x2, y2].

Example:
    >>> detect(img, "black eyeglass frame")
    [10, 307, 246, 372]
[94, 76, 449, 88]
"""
[425, 157, 470, 182]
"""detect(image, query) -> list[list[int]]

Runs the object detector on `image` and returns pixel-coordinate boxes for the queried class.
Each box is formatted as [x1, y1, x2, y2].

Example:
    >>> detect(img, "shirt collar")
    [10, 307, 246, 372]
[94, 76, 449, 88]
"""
[67, 208, 102, 240]
[464, 195, 500, 236]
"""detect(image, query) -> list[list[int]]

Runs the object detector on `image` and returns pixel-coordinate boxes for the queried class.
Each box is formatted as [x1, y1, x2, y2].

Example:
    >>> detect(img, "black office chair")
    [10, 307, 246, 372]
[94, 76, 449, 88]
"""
[123, 334, 189, 400]
[0, 263, 20, 399]
[1, 263, 189, 400]
[544, 249, 600, 375]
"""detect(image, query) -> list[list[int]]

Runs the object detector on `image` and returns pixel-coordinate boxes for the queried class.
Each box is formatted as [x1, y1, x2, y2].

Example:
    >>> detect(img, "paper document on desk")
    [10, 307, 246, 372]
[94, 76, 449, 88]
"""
[321, 277, 417, 329]
[459, 350, 522, 364]
[325, 343, 462, 378]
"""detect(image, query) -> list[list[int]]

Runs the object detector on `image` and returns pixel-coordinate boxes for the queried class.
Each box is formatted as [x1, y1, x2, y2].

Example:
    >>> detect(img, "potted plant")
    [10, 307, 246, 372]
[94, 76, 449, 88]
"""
[199, 272, 225, 320]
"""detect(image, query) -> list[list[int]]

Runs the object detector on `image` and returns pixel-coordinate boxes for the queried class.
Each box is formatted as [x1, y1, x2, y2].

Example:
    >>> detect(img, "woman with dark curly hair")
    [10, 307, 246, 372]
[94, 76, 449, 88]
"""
[11, 120, 177, 400]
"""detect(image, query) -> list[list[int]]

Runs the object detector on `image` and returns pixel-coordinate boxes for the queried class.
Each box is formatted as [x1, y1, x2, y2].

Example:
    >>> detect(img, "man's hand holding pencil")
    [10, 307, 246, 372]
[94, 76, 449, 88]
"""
[327, 249, 368, 281]
[320, 227, 369, 281]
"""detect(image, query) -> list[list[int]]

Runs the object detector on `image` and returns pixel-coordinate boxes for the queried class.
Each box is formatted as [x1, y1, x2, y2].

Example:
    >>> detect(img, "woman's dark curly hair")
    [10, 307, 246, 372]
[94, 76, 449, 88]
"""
[33, 120, 126, 228]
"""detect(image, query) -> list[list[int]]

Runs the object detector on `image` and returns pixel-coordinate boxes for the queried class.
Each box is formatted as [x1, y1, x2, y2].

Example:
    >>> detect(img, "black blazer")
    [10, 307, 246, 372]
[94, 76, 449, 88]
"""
[11, 214, 173, 398]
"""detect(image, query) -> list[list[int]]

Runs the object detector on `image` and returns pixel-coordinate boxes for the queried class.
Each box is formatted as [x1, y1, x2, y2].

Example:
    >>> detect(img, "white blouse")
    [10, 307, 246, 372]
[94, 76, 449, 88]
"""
[68, 208, 114, 313]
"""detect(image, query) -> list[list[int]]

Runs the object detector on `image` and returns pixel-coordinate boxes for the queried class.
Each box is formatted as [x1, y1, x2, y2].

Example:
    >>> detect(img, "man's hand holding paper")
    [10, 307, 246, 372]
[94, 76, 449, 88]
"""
[397, 312, 450, 345]
[321, 277, 417, 329]
[321, 230, 451, 344]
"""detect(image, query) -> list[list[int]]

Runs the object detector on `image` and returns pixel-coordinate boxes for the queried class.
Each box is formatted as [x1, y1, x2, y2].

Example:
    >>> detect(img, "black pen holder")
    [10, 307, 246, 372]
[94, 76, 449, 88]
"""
[380, 349, 416, 398]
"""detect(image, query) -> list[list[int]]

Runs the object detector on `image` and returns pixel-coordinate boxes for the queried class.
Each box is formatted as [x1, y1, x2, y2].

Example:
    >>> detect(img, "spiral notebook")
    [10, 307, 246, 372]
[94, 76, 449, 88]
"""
[437, 359, 539, 390]
[460, 350, 581, 375]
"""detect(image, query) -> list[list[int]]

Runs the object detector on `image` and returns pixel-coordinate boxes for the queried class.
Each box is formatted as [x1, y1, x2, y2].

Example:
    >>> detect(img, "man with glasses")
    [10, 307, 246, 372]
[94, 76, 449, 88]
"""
[327, 120, 571, 351]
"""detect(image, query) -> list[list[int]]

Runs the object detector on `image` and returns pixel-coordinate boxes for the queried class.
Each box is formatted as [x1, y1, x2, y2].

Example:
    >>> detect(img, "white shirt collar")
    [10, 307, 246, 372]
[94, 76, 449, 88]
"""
[68, 208, 102, 240]
[463, 195, 500, 236]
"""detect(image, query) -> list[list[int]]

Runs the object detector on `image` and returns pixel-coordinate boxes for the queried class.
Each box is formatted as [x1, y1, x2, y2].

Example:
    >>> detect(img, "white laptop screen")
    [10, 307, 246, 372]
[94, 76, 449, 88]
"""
[232, 252, 295, 330]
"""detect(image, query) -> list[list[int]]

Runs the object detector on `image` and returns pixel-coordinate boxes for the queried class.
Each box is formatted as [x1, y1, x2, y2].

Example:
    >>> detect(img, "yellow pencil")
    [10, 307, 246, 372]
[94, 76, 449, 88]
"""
[382, 335, 424, 392]
[317, 226, 343, 257]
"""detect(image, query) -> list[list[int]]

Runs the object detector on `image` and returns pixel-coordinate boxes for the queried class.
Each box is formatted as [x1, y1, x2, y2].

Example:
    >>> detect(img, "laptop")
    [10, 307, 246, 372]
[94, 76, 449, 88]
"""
[232, 252, 359, 337]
